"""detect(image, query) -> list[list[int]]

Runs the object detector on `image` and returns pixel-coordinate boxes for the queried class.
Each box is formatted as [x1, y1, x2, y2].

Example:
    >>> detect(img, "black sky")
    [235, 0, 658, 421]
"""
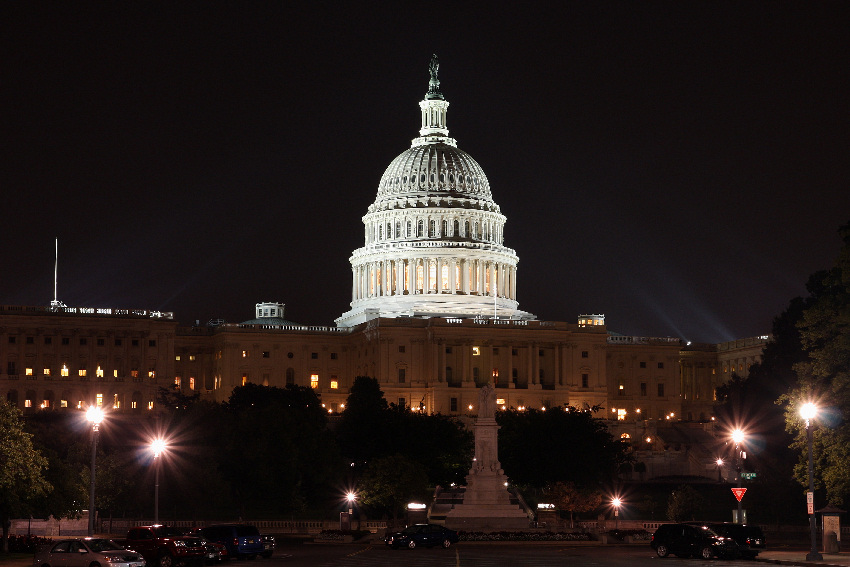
[3, 2, 848, 343]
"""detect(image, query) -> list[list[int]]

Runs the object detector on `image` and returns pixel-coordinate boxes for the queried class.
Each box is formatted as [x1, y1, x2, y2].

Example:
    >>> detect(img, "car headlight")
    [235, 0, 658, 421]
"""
[174, 541, 186, 548]
[102, 555, 125, 562]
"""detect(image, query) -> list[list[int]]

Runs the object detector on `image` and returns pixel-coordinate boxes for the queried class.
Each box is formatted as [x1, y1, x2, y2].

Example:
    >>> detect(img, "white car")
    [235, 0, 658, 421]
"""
[34, 538, 146, 567]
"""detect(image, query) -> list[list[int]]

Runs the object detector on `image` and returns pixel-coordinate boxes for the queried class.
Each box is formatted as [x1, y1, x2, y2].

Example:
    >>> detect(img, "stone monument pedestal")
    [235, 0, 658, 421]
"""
[440, 386, 531, 531]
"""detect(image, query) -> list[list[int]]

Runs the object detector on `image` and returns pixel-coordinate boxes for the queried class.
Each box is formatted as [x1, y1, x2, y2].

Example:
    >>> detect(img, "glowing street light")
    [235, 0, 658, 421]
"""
[715, 458, 724, 483]
[85, 406, 104, 536]
[151, 438, 168, 525]
[800, 402, 822, 561]
[612, 497, 622, 530]
[346, 491, 356, 515]
[731, 429, 746, 523]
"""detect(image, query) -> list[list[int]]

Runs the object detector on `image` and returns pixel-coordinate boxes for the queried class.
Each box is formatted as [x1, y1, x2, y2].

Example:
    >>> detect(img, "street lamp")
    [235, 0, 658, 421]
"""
[731, 429, 746, 523]
[612, 497, 622, 530]
[346, 491, 356, 515]
[715, 458, 724, 483]
[85, 406, 104, 536]
[151, 438, 167, 525]
[800, 402, 822, 561]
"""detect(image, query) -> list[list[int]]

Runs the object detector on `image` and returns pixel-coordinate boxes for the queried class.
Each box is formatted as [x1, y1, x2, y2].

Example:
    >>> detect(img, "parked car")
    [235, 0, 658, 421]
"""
[385, 524, 459, 549]
[191, 524, 264, 560]
[125, 525, 207, 567]
[200, 540, 228, 564]
[651, 523, 739, 559]
[686, 522, 765, 559]
[34, 538, 146, 567]
[260, 534, 275, 559]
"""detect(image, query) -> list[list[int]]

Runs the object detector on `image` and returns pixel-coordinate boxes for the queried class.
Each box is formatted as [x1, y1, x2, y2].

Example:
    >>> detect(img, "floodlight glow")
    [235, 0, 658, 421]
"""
[800, 402, 818, 422]
[86, 406, 104, 425]
[151, 438, 167, 458]
[346, 492, 356, 503]
[731, 429, 745, 444]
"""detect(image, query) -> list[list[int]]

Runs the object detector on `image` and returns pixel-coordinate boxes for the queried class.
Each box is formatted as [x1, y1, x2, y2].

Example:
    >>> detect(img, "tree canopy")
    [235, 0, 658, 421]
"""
[0, 399, 52, 552]
[497, 405, 629, 489]
[785, 221, 850, 506]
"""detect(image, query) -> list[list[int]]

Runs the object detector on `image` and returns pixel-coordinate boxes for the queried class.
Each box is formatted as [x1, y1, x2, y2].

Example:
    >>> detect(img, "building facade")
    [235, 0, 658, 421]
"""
[0, 58, 769, 428]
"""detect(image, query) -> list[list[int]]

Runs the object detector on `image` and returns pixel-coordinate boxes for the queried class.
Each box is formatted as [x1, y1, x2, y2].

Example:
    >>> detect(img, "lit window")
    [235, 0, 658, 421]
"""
[189, 355, 196, 361]
[113, 369, 119, 378]
[310, 374, 319, 388]
[96, 393, 103, 406]
[148, 369, 155, 378]
[25, 368, 33, 376]
[330, 380, 339, 389]
[147, 401, 154, 410]
[61, 365, 69, 376]
[60, 399, 68, 408]
[44, 368, 51, 376]
[113, 394, 120, 409]
[174, 377, 181, 388]
[131, 401, 137, 409]
[25, 399, 32, 408]
[42, 399, 50, 408]
[617, 409, 627, 421]
[79, 369, 87, 377]
[96, 366, 104, 378]
[131, 370, 139, 378]
[620, 433, 631, 439]
[496, 398, 506, 405]
[472, 346, 480, 356]
[242, 350, 249, 358]
[175, 355, 181, 361]
[189, 377, 195, 390]
[242, 373, 248, 386]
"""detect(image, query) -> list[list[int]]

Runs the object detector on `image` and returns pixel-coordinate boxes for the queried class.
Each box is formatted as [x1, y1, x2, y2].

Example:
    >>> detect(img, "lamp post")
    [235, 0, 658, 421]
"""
[716, 458, 724, 483]
[800, 403, 822, 561]
[151, 438, 167, 525]
[85, 406, 104, 536]
[612, 498, 621, 530]
[731, 429, 745, 523]
[346, 492, 356, 516]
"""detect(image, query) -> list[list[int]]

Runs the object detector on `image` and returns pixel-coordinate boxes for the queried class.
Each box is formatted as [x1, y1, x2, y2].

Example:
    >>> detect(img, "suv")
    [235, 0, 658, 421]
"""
[686, 522, 765, 559]
[126, 525, 207, 567]
[651, 523, 739, 559]
[191, 525, 264, 560]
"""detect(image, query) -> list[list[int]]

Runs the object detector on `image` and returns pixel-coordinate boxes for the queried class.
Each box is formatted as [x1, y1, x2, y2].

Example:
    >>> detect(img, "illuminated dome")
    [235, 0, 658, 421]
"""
[336, 56, 535, 327]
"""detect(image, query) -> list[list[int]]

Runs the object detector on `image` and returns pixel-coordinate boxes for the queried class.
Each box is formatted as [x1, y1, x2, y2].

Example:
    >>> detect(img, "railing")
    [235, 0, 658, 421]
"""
[0, 305, 174, 320]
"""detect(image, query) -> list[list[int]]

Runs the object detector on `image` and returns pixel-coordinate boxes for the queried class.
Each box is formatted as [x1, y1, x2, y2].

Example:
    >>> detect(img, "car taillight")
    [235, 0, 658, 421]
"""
[233, 538, 239, 546]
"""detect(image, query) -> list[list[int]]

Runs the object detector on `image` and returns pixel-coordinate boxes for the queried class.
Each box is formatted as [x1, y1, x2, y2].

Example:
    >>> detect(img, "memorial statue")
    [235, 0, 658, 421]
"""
[478, 382, 496, 419]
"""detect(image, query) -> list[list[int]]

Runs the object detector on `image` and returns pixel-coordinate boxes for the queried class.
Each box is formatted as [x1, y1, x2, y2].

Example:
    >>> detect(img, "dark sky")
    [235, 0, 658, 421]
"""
[4, 2, 848, 343]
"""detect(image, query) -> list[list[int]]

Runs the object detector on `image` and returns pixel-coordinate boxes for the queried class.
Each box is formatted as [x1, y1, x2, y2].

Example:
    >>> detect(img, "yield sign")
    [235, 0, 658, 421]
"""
[731, 488, 747, 502]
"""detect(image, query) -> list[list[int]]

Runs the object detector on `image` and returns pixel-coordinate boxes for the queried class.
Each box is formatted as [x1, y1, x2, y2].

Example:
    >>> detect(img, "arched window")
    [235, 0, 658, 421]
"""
[443, 220, 449, 236]
[454, 220, 460, 236]
[464, 220, 470, 237]
[418, 220, 424, 237]
[429, 220, 436, 237]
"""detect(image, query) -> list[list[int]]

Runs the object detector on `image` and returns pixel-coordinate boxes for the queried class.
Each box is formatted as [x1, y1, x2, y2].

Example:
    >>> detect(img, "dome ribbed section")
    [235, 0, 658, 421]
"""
[374, 144, 494, 206]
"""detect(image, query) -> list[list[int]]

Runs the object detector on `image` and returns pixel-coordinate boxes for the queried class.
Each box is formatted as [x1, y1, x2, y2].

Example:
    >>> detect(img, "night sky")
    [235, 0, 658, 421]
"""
[4, 3, 848, 343]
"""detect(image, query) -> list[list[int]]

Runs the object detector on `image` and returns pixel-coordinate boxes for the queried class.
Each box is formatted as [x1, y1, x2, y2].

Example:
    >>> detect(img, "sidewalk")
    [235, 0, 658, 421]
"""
[759, 550, 850, 567]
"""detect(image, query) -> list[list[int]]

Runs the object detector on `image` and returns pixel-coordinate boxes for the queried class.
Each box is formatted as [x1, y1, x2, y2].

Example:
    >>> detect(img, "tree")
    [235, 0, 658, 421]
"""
[666, 484, 705, 522]
[336, 377, 389, 463]
[545, 481, 602, 528]
[784, 221, 850, 506]
[497, 406, 629, 488]
[357, 454, 429, 525]
[0, 400, 52, 552]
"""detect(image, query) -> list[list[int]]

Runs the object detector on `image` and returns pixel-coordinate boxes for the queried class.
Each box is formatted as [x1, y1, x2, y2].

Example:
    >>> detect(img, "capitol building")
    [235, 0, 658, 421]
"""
[0, 58, 766, 473]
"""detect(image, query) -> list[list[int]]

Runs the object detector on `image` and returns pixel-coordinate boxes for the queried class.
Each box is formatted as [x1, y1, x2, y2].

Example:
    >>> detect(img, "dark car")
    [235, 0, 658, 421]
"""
[686, 522, 765, 559]
[34, 538, 146, 567]
[651, 523, 739, 559]
[191, 525, 264, 560]
[385, 524, 459, 549]
[260, 535, 275, 559]
[125, 525, 207, 567]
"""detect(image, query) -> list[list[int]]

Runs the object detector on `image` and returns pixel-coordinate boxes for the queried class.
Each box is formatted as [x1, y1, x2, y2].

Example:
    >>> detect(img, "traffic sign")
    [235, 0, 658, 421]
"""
[742, 472, 757, 480]
[807, 491, 814, 515]
[731, 488, 747, 502]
